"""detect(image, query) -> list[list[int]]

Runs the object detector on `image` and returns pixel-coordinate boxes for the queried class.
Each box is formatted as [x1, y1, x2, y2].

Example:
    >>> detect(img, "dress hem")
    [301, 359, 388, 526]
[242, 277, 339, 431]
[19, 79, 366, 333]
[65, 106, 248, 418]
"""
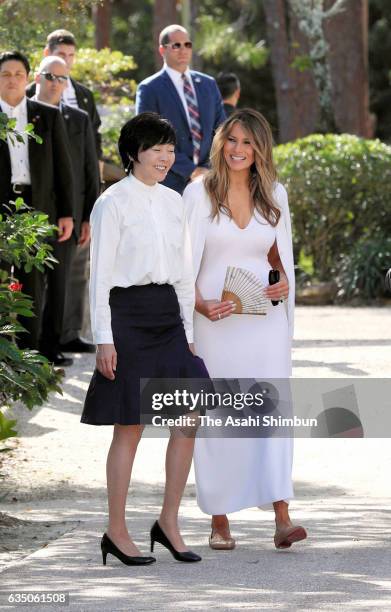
[196, 494, 294, 516]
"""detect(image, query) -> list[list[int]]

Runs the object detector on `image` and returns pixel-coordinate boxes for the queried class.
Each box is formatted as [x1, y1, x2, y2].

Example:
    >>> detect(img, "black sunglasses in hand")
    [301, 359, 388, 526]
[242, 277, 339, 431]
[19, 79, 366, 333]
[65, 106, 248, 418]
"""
[40, 72, 68, 84]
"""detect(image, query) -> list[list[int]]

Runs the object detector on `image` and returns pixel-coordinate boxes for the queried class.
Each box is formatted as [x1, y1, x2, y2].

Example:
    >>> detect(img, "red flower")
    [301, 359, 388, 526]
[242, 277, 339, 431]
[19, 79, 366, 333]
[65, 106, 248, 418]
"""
[9, 282, 23, 292]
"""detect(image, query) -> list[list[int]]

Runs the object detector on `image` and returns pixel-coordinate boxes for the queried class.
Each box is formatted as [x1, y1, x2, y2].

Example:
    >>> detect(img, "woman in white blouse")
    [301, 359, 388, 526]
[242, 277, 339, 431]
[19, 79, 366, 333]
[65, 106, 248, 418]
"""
[184, 109, 307, 551]
[82, 113, 208, 566]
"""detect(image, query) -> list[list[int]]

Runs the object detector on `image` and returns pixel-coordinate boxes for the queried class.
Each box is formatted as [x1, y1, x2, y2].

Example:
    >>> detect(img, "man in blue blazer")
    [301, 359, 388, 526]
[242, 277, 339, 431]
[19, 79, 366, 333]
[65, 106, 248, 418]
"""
[136, 24, 226, 194]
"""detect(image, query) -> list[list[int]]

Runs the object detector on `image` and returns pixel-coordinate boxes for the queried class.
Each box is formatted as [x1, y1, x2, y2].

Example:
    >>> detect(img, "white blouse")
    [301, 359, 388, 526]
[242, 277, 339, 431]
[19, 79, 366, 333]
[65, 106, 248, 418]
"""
[89, 173, 195, 345]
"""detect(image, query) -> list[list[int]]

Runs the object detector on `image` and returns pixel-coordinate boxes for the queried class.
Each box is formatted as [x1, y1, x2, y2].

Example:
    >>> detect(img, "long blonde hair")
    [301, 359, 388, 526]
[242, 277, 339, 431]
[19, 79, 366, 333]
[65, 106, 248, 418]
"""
[204, 108, 280, 226]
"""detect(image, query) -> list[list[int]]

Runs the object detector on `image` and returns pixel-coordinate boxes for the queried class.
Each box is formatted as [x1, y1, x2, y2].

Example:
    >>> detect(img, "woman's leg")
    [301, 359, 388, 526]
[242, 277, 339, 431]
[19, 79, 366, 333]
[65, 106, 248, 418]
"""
[211, 503, 291, 538]
[273, 500, 292, 528]
[211, 514, 232, 538]
[158, 431, 195, 552]
[106, 423, 144, 555]
[273, 499, 307, 547]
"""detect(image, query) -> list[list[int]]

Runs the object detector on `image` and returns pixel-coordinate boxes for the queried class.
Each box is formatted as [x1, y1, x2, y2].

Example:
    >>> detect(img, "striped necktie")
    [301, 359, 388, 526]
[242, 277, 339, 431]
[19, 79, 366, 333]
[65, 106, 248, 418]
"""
[181, 73, 202, 165]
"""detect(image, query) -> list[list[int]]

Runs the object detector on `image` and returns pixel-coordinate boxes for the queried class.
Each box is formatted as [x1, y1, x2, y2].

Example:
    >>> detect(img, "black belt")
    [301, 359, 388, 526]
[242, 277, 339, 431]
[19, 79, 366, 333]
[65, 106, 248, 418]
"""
[12, 183, 31, 195]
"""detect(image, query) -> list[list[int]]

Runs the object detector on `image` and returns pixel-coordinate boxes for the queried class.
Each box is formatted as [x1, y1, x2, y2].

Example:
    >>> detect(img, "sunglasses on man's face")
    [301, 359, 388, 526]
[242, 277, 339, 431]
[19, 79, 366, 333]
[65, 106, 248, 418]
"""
[40, 72, 68, 84]
[163, 41, 193, 50]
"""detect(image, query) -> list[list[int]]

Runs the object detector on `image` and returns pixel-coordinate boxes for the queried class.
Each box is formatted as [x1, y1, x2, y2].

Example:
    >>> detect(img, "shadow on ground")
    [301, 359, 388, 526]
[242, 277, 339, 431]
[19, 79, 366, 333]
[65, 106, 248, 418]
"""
[0, 496, 391, 611]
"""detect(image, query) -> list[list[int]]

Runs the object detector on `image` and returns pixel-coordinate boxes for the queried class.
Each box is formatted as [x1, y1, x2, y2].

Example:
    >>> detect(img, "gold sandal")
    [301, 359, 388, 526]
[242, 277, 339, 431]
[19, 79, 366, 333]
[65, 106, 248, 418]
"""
[209, 530, 236, 550]
[274, 525, 307, 549]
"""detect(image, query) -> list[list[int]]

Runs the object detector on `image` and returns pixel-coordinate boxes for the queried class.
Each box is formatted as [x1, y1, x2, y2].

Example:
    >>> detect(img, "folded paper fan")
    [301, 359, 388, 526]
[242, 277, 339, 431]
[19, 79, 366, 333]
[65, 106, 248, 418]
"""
[221, 266, 268, 315]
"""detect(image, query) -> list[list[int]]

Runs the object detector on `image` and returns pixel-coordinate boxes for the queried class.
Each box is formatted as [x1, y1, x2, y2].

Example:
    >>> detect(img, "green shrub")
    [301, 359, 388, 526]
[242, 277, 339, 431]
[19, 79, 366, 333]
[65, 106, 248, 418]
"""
[0, 200, 63, 441]
[28, 48, 137, 166]
[0, 115, 63, 442]
[338, 234, 391, 300]
[274, 134, 391, 288]
[29, 47, 137, 105]
[100, 104, 134, 166]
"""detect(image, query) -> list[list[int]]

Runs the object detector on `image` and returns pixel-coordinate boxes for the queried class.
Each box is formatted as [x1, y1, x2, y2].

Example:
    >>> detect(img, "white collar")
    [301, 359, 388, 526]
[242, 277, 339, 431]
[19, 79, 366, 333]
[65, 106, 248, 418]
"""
[127, 172, 159, 194]
[64, 77, 75, 92]
[0, 95, 27, 116]
[164, 64, 192, 84]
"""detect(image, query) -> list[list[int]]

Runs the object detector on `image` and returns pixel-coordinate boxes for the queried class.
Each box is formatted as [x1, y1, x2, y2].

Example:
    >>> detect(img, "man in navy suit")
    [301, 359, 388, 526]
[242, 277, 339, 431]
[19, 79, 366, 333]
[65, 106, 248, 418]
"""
[136, 24, 226, 194]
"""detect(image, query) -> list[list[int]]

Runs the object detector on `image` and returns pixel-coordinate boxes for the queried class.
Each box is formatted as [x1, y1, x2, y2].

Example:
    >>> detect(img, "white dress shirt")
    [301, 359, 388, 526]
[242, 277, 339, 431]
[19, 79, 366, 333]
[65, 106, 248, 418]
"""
[90, 173, 195, 345]
[164, 64, 197, 127]
[0, 96, 31, 184]
[62, 78, 78, 108]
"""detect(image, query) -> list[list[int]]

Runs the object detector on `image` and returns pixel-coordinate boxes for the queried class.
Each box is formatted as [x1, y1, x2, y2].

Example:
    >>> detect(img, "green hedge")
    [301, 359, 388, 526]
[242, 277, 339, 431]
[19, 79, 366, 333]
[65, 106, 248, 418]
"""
[274, 134, 391, 298]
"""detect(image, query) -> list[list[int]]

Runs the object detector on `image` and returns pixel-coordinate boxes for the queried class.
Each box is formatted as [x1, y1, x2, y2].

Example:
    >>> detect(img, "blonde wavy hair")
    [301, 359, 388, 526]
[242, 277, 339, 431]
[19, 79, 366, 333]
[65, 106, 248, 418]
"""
[204, 108, 280, 226]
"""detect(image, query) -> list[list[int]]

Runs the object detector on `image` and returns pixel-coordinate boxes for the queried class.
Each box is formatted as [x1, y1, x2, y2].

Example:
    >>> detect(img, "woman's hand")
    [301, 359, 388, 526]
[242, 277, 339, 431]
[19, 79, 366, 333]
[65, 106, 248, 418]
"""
[264, 270, 289, 302]
[96, 343, 117, 380]
[196, 298, 236, 322]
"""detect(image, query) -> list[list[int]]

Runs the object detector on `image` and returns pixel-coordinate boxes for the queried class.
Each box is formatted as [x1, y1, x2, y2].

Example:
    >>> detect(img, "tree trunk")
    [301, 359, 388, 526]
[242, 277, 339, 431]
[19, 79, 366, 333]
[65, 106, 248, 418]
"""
[93, 0, 112, 50]
[324, 0, 373, 137]
[189, 0, 202, 70]
[153, 0, 179, 70]
[263, 0, 319, 142]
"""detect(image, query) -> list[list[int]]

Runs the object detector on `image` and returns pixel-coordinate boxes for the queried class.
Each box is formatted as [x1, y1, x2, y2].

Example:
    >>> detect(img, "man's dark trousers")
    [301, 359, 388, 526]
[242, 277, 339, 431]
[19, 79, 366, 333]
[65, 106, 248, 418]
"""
[59, 104, 100, 344]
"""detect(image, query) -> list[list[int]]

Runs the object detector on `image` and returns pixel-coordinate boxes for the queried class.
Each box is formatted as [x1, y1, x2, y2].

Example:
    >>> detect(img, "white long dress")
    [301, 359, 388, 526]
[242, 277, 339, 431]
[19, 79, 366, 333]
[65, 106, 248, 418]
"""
[185, 180, 294, 515]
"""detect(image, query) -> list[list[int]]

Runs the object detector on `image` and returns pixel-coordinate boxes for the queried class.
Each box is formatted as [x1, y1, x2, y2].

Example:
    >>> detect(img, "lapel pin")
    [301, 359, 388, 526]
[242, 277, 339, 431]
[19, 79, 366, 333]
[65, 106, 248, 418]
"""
[194, 77, 201, 83]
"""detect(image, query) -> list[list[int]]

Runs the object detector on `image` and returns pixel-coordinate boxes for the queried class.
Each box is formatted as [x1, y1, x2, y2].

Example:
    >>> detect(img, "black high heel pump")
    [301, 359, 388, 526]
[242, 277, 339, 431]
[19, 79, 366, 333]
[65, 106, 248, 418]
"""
[150, 521, 201, 562]
[101, 533, 156, 566]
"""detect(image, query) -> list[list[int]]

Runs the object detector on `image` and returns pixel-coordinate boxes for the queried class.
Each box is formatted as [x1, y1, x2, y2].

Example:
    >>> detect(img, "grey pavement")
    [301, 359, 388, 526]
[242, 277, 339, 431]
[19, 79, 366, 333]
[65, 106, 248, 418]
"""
[0, 306, 391, 611]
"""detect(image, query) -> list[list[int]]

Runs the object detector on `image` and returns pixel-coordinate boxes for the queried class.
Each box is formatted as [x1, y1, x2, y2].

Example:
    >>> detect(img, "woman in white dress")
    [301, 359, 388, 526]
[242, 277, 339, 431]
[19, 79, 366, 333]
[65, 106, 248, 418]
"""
[183, 109, 307, 550]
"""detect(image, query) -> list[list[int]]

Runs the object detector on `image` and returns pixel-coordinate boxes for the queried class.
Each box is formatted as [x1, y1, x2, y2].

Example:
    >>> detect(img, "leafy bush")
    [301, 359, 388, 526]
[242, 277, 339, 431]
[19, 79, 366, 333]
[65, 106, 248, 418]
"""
[338, 234, 391, 300]
[274, 134, 391, 291]
[196, 14, 268, 68]
[100, 104, 134, 166]
[0, 116, 63, 441]
[28, 47, 137, 166]
[29, 47, 137, 106]
[1, 111, 42, 147]
[0, 200, 63, 441]
[0, 0, 95, 54]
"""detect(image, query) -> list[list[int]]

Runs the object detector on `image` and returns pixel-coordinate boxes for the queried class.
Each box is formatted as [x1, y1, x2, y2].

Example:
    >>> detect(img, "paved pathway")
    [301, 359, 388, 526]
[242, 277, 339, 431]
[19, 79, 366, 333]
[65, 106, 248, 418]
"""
[0, 307, 390, 611]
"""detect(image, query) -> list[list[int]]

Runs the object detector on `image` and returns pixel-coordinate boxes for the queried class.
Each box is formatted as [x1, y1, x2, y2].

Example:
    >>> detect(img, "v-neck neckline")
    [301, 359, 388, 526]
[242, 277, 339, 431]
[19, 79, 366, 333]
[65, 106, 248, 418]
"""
[230, 215, 254, 231]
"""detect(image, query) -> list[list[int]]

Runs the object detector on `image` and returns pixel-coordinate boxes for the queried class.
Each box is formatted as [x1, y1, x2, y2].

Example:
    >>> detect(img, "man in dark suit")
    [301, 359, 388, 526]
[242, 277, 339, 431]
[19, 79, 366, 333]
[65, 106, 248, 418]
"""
[34, 55, 100, 354]
[136, 24, 226, 194]
[0, 51, 74, 365]
[216, 72, 241, 117]
[26, 29, 102, 161]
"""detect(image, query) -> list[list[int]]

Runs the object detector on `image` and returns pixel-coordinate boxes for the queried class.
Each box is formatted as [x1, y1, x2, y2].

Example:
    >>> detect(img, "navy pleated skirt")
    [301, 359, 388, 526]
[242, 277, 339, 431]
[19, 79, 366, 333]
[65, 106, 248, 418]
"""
[81, 284, 209, 425]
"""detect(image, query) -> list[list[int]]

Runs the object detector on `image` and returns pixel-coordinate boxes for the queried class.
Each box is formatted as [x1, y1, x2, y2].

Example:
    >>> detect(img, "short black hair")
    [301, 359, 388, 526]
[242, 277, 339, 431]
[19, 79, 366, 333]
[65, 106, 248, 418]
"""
[0, 51, 30, 74]
[216, 72, 240, 99]
[118, 112, 176, 174]
[47, 29, 76, 51]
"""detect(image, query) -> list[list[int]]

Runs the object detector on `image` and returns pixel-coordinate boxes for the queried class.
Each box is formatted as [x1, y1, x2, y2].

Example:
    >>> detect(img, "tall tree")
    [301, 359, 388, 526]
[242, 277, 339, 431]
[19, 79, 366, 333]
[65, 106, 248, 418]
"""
[289, 0, 346, 132]
[324, 0, 373, 136]
[93, 0, 112, 49]
[264, 0, 372, 140]
[263, 0, 319, 142]
[153, 0, 179, 69]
